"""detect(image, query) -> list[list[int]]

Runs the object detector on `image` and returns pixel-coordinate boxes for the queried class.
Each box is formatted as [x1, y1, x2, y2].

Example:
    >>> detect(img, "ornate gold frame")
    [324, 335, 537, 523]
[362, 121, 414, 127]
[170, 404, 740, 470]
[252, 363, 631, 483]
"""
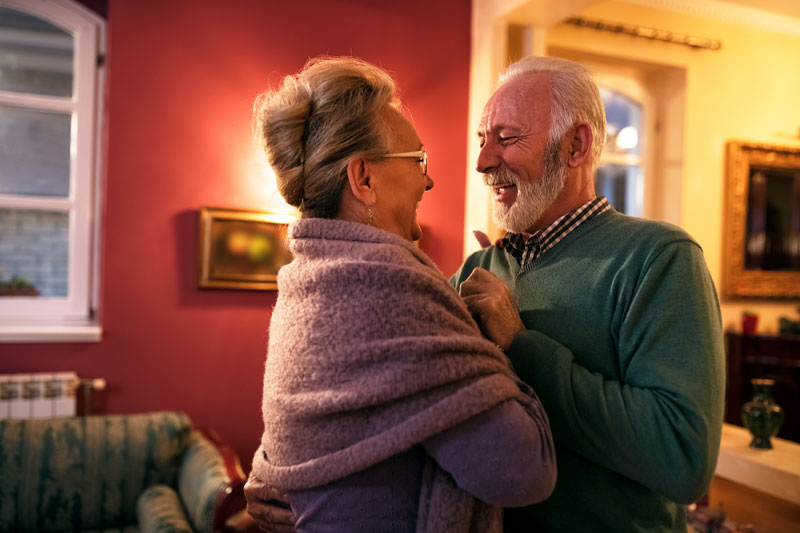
[196, 207, 295, 291]
[722, 141, 800, 298]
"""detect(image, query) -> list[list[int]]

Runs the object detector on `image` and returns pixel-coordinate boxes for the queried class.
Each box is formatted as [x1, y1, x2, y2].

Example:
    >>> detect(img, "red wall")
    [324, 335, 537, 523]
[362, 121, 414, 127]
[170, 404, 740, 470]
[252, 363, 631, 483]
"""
[3, 0, 472, 464]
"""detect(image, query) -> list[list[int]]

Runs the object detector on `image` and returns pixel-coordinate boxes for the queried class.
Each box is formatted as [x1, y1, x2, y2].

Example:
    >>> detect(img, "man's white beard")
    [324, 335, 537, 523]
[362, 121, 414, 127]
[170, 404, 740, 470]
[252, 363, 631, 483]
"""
[487, 139, 567, 234]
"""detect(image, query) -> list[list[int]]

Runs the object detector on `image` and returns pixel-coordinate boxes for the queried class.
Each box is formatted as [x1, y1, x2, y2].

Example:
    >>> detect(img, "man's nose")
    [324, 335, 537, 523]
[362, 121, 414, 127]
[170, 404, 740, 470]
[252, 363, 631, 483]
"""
[425, 174, 434, 191]
[476, 141, 499, 174]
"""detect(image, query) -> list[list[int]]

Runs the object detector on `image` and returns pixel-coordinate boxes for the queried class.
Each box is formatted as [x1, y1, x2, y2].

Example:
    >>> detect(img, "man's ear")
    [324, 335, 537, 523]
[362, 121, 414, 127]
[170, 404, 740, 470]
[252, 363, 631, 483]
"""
[346, 157, 377, 205]
[567, 122, 594, 168]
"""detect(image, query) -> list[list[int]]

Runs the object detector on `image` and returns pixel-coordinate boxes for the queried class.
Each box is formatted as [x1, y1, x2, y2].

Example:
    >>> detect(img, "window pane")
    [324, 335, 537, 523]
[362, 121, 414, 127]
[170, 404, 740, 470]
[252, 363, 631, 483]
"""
[0, 208, 68, 298]
[600, 88, 641, 157]
[0, 105, 71, 197]
[0, 8, 74, 97]
[595, 163, 643, 217]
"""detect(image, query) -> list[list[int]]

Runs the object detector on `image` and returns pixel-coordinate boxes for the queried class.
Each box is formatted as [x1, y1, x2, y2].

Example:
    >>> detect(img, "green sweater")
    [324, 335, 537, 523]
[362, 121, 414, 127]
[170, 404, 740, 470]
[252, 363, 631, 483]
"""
[450, 208, 724, 532]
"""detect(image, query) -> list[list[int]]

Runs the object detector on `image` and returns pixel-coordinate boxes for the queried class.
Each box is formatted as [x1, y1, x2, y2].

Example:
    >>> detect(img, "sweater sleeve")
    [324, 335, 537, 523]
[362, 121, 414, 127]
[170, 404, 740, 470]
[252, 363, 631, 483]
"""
[422, 397, 556, 507]
[506, 241, 725, 504]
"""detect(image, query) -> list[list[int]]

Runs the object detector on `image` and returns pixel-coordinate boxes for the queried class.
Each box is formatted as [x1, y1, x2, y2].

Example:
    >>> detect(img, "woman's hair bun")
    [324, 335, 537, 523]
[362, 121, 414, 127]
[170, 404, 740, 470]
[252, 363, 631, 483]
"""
[254, 77, 314, 208]
[254, 57, 397, 218]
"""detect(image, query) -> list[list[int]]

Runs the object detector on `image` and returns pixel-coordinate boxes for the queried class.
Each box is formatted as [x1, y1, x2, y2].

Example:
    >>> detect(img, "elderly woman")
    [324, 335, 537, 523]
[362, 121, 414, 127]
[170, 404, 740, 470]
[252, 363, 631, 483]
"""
[245, 57, 555, 533]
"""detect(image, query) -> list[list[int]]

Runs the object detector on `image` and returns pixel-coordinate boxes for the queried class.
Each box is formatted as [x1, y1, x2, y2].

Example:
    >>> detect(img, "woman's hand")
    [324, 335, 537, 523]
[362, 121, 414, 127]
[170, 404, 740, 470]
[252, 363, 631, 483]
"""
[459, 267, 525, 351]
[244, 470, 296, 533]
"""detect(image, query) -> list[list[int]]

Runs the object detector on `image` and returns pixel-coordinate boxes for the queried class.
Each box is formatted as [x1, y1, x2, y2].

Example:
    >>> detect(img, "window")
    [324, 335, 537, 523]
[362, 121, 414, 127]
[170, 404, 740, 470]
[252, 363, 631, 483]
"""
[0, 0, 105, 341]
[595, 87, 645, 217]
[586, 61, 686, 225]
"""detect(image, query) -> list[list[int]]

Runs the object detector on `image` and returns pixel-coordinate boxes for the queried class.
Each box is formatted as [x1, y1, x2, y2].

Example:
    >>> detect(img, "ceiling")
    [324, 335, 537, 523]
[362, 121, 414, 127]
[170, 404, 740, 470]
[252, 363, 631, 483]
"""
[720, 0, 800, 20]
[503, 0, 800, 33]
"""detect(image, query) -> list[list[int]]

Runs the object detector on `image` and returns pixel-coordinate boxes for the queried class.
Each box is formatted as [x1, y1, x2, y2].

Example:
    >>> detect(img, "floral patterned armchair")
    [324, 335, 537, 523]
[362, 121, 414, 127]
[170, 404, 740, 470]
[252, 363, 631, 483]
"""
[0, 411, 248, 532]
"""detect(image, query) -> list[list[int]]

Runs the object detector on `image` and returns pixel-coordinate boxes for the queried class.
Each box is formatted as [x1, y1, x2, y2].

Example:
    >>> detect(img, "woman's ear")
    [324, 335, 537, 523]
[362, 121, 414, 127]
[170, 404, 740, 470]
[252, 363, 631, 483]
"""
[346, 157, 377, 205]
[567, 122, 594, 168]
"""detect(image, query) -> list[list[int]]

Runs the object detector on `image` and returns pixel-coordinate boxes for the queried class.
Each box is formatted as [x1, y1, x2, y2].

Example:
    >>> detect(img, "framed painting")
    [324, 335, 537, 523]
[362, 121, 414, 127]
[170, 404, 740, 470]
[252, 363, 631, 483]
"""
[723, 141, 800, 298]
[197, 207, 294, 290]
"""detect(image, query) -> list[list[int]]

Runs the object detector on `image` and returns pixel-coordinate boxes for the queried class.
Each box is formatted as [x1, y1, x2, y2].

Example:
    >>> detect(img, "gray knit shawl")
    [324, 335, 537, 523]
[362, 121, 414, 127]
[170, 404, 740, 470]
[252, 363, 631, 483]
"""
[255, 218, 532, 532]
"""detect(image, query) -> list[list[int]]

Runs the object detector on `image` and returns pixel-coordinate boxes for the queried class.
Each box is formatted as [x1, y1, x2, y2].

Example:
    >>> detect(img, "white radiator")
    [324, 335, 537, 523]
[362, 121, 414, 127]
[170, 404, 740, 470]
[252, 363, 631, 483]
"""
[0, 372, 79, 419]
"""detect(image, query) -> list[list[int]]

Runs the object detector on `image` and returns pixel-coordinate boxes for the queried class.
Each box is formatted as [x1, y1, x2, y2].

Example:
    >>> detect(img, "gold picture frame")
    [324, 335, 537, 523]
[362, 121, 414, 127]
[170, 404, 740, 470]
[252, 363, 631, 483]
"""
[723, 141, 800, 298]
[197, 207, 294, 291]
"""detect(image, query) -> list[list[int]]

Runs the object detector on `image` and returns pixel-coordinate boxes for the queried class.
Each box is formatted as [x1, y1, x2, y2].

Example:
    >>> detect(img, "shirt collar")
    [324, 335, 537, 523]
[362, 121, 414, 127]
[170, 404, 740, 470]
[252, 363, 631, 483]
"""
[501, 196, 611, 265]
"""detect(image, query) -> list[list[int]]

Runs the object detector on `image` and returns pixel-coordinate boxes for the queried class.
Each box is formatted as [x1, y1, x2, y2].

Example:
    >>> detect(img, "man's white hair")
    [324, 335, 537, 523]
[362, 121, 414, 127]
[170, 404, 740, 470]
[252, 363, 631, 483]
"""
[499, 56, 606, 165]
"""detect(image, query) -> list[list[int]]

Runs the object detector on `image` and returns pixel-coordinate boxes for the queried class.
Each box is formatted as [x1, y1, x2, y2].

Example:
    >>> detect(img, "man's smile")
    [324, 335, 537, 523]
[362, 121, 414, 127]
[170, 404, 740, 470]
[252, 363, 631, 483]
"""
[492, 183, 517, 204]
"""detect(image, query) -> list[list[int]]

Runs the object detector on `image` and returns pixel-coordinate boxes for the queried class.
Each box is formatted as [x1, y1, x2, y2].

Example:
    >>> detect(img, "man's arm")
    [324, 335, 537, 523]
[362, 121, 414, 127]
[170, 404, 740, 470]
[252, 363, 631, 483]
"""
[460, 242, 725, 504]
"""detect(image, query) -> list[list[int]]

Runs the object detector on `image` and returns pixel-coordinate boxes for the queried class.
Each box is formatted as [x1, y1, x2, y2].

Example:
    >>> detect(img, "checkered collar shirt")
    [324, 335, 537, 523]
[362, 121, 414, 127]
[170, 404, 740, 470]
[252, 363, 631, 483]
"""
[502, 196, 611, 266]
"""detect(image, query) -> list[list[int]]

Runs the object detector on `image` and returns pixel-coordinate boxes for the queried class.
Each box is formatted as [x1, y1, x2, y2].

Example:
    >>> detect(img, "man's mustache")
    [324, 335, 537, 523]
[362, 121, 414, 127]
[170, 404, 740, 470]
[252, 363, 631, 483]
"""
[482, 168, 520, 187]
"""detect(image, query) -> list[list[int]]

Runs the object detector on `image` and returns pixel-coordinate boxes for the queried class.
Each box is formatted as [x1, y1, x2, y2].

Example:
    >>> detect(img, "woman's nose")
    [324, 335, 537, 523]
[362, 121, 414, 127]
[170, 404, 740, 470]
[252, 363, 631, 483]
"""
[425, 174, 434, 191]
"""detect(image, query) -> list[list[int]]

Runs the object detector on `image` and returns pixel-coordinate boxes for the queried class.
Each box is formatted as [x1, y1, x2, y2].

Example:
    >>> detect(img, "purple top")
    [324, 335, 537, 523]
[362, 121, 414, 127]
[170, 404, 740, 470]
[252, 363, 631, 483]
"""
[288, 399, 555, 532]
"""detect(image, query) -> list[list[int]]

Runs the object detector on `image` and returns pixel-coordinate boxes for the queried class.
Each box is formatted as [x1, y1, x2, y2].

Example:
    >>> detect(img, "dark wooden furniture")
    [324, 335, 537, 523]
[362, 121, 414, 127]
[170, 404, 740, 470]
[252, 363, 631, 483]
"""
[725, 332, 800, 443]
[709, 476, 800, 533]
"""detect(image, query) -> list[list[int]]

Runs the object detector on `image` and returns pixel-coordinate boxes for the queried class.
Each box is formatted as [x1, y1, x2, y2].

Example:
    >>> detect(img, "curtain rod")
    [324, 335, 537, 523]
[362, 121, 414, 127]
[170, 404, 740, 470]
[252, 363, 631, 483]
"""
[564, 16, 722, 51]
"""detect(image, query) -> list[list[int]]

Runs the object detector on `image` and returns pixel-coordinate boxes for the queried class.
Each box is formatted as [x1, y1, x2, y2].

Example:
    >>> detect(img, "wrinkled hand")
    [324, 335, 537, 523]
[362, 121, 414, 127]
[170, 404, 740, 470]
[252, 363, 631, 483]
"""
[244, 470, 296, 533]
[459, 267, 525, 351]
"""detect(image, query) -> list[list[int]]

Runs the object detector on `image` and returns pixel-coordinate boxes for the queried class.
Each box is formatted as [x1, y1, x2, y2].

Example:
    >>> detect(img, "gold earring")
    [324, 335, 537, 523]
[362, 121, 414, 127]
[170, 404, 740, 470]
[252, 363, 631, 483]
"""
[367, 206, 374, 226]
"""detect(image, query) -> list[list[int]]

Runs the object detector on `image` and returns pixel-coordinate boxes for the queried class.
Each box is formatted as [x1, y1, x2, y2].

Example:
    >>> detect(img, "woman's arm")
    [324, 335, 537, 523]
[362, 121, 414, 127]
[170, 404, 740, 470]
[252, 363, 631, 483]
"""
[422, 397, 556, 507]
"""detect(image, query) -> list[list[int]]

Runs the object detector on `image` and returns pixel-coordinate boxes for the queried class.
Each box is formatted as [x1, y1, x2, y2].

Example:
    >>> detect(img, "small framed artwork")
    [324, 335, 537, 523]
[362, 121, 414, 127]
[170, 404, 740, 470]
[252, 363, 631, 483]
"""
[197, 207, 294, 290]
[723, 141, 800, 298]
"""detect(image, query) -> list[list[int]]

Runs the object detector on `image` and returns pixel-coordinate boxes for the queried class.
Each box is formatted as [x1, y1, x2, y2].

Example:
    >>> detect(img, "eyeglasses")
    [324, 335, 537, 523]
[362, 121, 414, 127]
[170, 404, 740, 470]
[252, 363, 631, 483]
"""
[383, 150, 428, 176]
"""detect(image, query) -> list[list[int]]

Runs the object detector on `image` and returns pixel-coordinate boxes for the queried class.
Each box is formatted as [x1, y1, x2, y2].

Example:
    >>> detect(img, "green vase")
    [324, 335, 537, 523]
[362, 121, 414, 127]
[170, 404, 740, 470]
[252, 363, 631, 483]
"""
[741, 378, 784, 449]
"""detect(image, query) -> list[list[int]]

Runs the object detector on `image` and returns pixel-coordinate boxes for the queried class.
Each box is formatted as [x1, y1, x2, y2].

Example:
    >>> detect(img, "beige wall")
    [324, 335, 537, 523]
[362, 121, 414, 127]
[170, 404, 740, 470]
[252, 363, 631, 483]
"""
[545, 0, 800, 334]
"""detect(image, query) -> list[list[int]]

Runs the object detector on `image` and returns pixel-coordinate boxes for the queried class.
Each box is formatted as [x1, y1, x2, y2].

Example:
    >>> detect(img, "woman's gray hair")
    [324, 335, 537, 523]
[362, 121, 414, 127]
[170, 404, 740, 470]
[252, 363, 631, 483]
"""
[499, 56, 606, 165]
[254, 57, 398, 218]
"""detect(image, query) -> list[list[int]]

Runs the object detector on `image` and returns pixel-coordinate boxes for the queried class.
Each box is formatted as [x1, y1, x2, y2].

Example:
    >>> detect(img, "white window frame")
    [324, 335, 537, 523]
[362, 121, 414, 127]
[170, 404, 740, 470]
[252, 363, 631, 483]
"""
[0, 0, 105, 342]
[594, 69, 653, 219]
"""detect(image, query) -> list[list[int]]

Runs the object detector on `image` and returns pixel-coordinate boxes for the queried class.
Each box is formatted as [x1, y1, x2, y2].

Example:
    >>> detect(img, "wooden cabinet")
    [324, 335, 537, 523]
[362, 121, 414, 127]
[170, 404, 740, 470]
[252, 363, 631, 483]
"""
[725, 332, 800, 443]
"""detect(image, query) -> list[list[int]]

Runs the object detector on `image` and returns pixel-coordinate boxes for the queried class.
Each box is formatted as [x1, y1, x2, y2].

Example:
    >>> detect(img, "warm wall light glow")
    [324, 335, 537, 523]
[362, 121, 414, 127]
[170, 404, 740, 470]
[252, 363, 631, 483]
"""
[616, 126, 638, 150]
[238, 145, 299, 216]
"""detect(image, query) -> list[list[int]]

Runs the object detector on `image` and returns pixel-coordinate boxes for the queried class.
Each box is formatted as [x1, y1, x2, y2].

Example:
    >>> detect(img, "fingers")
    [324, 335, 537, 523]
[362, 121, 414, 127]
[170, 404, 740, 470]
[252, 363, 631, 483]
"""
[459, 267, 500, 297]
[244, 471, 265, 494]
[245, 498, 296, 533]
[462, 294, 491, 315]
[460, 269, 505, 316]
[460, 268, 510, 301]
[245, 501, 296, 533]
[460, 272, 525, 350]
[244, 472, 296, 532]
[244, 472, 289, 503]
[468, 267, 503, 285]
[462, 294, 502, 333]
[464, 266, 492, 281]
[265, 506, 296, 533]
[473, 230, 492, 248]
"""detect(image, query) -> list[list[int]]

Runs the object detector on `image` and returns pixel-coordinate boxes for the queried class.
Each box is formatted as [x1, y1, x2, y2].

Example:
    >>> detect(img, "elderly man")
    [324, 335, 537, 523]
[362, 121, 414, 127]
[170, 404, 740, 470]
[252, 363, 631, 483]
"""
[454, 55, 724, 532]
[246, 55, 725, 532]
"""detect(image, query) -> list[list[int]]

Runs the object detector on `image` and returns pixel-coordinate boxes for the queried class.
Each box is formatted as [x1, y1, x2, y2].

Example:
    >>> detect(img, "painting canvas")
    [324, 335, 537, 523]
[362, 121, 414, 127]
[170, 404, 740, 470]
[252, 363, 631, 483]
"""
[197, 207, 294, 290]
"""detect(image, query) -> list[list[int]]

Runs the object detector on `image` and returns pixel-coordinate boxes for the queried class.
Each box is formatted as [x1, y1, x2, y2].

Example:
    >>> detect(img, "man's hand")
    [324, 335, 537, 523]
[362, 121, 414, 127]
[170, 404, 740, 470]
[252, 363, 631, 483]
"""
[473, 230, 493, 248]
[459, 267, 525, 351]
[473, 230, 503, 248]
[244, 470, 296, 533]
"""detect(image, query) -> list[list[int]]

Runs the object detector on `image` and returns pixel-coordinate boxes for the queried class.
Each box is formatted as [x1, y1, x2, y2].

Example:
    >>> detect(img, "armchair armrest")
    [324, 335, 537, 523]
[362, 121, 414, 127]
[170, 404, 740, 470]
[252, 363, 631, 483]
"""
[178, 428, 248, 533]
[137, 485, 193, 533]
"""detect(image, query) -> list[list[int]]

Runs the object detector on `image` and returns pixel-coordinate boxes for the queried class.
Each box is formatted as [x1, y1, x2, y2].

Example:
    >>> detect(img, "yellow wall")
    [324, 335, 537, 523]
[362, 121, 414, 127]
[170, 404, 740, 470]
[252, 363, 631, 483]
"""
[545, 1, 800, 334]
